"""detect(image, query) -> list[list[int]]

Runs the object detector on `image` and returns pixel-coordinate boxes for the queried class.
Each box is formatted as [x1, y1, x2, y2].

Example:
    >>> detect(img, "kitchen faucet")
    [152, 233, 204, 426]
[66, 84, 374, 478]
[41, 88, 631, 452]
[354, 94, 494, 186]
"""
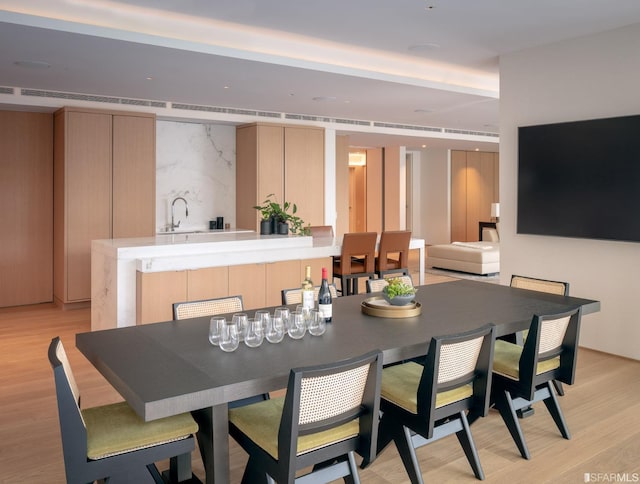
[170, 196, 189, 231]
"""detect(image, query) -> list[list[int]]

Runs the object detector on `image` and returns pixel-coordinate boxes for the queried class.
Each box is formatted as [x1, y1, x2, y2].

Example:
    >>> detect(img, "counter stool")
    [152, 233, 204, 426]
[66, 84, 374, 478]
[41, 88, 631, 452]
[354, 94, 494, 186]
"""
[333, 232, 377, 295]
[375, 230, 411, 279]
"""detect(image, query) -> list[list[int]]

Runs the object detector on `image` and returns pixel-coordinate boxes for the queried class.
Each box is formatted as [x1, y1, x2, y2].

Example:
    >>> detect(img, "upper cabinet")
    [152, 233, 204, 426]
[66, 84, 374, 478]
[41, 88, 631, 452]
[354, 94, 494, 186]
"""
[54, 107, 155, 305]
[236, 123, 324, 231]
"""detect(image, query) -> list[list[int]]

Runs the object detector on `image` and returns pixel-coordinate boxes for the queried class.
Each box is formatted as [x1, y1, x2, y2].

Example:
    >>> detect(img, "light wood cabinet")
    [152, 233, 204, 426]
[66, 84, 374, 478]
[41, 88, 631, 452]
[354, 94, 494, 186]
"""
[0, 111, 53, 308]
[137, 270, 187, 324]
[236, 123, 325, 231]
[451, 150, 499, 242]
[54, 107, 155, 305]
[135, 257, 334, 321]
[229, 263, 266, 310]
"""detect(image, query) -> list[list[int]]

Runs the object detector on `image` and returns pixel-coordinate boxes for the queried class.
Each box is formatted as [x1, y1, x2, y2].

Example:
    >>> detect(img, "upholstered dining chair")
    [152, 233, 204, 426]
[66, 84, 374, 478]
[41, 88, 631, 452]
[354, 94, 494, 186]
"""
[333, 231, 377, 296]
[375, 324, 496, 483]
[308, 225, 334, 238]
[375, 230, 412, 279]
[228, 350, 383, 484]
[281, 284, 338, 305]
[172, 295, 244, 320]
[491, 307, 582, 460]
[510, 275, 570, 397]
[366, 275, 414, 294]
[48, 337, 198, 483]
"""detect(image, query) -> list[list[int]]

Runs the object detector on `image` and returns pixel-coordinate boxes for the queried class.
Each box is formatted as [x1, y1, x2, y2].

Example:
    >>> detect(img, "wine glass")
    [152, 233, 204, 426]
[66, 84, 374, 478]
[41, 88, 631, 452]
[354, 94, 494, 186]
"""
[244, 318, 264, 348]
[266, 314, 285, 343]
[308, 309, 326, 336]
[254, 310, 270, 330]
[219, 320, 239, 352]
[208, 316, 225, 345]
[232, 313, 248, 341]
[288, 310, 307, 340]
[274, 307, 290, 331]
[295, 305, 312, 328]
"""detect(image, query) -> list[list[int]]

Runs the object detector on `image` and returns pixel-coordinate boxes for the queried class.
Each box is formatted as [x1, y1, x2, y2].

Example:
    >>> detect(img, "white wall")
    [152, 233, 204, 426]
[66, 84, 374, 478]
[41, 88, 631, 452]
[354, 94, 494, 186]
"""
[155, 121, 236, 232]
[500, 23, 640, 360]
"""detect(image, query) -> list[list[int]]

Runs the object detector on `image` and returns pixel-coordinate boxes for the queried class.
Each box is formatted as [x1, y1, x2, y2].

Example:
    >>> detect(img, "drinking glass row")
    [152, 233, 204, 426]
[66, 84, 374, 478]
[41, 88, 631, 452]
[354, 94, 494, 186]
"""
[209, 306, 327, 352]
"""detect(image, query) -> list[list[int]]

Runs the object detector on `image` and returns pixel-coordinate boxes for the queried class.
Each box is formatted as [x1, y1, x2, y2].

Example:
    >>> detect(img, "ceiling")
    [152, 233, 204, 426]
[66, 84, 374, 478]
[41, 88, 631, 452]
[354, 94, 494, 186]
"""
[2, 1, 640, 150]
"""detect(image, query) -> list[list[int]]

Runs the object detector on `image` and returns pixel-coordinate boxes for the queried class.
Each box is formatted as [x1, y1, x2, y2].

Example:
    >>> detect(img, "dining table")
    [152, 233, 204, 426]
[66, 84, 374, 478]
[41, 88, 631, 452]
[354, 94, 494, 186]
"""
[76, 279, 600, 484]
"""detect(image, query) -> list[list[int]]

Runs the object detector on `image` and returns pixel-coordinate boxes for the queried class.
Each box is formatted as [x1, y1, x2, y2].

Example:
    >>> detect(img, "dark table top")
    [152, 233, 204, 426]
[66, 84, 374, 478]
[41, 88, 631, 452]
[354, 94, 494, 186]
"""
[77, 279, 599, 421]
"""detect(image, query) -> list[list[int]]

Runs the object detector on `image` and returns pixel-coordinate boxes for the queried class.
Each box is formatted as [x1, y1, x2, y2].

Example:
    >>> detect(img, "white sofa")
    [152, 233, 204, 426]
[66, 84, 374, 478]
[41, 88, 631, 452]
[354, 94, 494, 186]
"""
[427, 228, 500, 275]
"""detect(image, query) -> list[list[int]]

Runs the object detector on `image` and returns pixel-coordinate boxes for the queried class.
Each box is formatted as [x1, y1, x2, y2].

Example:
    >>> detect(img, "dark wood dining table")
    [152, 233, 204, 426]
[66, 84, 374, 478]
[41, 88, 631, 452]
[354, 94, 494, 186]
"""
[76, 279, 600, 484]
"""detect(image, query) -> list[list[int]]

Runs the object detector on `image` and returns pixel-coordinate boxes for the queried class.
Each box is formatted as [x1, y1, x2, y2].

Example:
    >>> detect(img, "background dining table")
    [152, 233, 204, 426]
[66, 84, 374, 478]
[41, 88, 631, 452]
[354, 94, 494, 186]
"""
[76, 279, 600, 484]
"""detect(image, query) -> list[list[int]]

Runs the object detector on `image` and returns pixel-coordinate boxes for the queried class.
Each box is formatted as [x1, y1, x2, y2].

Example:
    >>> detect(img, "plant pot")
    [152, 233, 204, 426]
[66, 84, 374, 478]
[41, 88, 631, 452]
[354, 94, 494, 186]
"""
[260, 219, 272, 235]
[382, 293, 415, 306]
[270, 216, 278, 234]
[278, 222, 289, 235]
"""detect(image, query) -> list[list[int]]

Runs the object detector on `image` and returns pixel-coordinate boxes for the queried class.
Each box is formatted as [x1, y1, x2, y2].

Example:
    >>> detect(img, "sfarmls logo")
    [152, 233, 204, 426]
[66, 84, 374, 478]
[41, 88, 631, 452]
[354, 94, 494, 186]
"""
[585, 474, 640, 483]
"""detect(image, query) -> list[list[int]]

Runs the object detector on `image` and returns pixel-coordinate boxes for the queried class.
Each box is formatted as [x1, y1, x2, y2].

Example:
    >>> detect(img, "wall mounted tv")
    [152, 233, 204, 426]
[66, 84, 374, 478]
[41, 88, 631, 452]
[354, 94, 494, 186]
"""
[518, 114, 640, 243]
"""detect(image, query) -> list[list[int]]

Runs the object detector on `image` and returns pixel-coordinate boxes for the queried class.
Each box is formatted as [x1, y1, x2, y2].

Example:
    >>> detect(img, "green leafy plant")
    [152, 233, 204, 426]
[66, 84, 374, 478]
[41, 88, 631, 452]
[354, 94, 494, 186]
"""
[383, 277, 416, 299]
[253, 194, 309, 235]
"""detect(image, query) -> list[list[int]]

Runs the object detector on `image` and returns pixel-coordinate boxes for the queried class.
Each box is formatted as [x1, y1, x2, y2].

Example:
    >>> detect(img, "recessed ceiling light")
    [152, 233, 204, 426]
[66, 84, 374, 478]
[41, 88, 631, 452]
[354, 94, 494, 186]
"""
[408, 43, 441, 52]
[14, 60, 51, 69]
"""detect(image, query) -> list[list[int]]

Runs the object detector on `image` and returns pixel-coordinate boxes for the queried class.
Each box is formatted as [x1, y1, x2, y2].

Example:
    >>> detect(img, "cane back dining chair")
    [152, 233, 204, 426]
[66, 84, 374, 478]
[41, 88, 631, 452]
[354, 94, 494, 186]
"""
[510, 275, 570, 397]
[375, 230, 412, 279]
[491, 307, 582, 460]
[375, 324, 496, 483]
[172, 295, 244, 320]
[281, 284, 338, 305]
[228, 350, 383, 484]
[48, 337, 198, 483]
[366, 275, 414, 294]
[332, 232, 377, 296]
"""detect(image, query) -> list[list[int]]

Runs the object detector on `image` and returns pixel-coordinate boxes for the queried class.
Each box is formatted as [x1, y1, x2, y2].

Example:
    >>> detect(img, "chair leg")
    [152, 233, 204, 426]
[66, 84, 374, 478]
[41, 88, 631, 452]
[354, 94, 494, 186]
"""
[344, 451, 360, 484]
[542, 381, 571, 439]
[494, 390, 531, 459]
[553, 379, 565, 396]
[241, 456, 270, 484]
[393, 425, 424, 484]
[454, 411, 485, 480]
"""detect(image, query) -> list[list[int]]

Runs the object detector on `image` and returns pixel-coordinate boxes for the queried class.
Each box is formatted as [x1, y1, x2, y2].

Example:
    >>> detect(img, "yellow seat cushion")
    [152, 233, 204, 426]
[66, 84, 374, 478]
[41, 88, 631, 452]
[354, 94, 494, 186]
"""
[381, 362, 473, 414]
[228, 397, 359, 459]
[82, 402, 198, 460]
[493, 340, 560, 380]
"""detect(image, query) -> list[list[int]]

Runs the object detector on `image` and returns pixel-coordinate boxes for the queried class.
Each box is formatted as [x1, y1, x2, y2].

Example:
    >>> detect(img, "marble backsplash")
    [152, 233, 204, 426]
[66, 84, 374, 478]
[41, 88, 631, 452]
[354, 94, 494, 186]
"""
[156, 121, 236, 233]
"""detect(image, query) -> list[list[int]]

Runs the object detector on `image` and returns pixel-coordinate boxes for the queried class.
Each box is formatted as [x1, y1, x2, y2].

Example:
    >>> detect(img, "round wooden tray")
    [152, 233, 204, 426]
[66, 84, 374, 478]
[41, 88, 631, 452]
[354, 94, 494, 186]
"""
[361, 296, 422, 318]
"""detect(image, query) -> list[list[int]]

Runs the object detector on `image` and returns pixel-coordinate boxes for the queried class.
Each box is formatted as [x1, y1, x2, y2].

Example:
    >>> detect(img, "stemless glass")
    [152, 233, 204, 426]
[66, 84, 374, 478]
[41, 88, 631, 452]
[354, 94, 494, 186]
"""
[308, 309, 327, 336]
[274, 307, 290, 331]
[288, 310, 307, 340]
[254, 310, 270, 330]
[266, 314, 285, 343]
[244, 318, 264, 348]
[208, 316, 225, 345]
[232, 313, 248, 341]
[219, 320, 239, 352]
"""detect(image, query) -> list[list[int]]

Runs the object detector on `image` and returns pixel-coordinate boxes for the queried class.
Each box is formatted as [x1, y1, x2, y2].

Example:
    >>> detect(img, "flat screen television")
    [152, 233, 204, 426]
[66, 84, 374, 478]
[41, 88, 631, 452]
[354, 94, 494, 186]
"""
[517, 114, 640, 243]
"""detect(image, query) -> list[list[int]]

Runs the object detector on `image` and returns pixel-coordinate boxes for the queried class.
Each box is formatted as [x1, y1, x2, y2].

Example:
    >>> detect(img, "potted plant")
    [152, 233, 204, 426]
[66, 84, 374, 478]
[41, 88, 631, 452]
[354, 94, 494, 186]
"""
[382, 277, 417, 306]
[253, 194, 309, 235]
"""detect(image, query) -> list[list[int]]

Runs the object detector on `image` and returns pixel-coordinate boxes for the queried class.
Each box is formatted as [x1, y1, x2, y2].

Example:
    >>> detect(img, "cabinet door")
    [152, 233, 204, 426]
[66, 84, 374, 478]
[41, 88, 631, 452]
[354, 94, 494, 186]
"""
[0, 111, 53, 307]
[229, 264, 266, 310]
[187, 266, 229, 301]
[65, 111, 112, 301]
[136, 270, 187, 324]
[266, 260, 300, 307]
[112, 114, 156, 238]
[284, 127, 324, 227]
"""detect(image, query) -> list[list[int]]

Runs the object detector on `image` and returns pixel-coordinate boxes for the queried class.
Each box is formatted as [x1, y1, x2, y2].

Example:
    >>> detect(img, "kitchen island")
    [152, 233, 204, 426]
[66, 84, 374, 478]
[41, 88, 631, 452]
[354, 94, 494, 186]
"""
[91, 231, 425, 330]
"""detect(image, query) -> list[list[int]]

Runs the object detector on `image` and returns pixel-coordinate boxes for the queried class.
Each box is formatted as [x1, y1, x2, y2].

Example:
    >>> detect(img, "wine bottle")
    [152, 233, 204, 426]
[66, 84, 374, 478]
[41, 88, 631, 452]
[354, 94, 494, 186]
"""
[317, 267, 332, 322]
[302, 265, 314, 310]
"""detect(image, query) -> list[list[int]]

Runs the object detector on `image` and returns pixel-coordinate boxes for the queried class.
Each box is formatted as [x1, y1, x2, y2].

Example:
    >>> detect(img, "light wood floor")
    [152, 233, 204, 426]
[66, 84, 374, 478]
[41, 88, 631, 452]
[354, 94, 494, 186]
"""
[1, 279, 639, 483]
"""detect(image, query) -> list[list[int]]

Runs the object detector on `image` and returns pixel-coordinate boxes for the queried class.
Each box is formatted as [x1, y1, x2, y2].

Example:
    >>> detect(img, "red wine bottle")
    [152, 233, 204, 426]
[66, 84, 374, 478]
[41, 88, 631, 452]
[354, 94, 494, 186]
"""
[317, 267, 332, 322]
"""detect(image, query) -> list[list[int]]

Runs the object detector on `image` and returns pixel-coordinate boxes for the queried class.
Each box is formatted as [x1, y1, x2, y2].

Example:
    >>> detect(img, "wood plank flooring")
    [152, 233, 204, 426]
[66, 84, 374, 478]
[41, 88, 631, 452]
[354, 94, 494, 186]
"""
[1, 278, 639, 483]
